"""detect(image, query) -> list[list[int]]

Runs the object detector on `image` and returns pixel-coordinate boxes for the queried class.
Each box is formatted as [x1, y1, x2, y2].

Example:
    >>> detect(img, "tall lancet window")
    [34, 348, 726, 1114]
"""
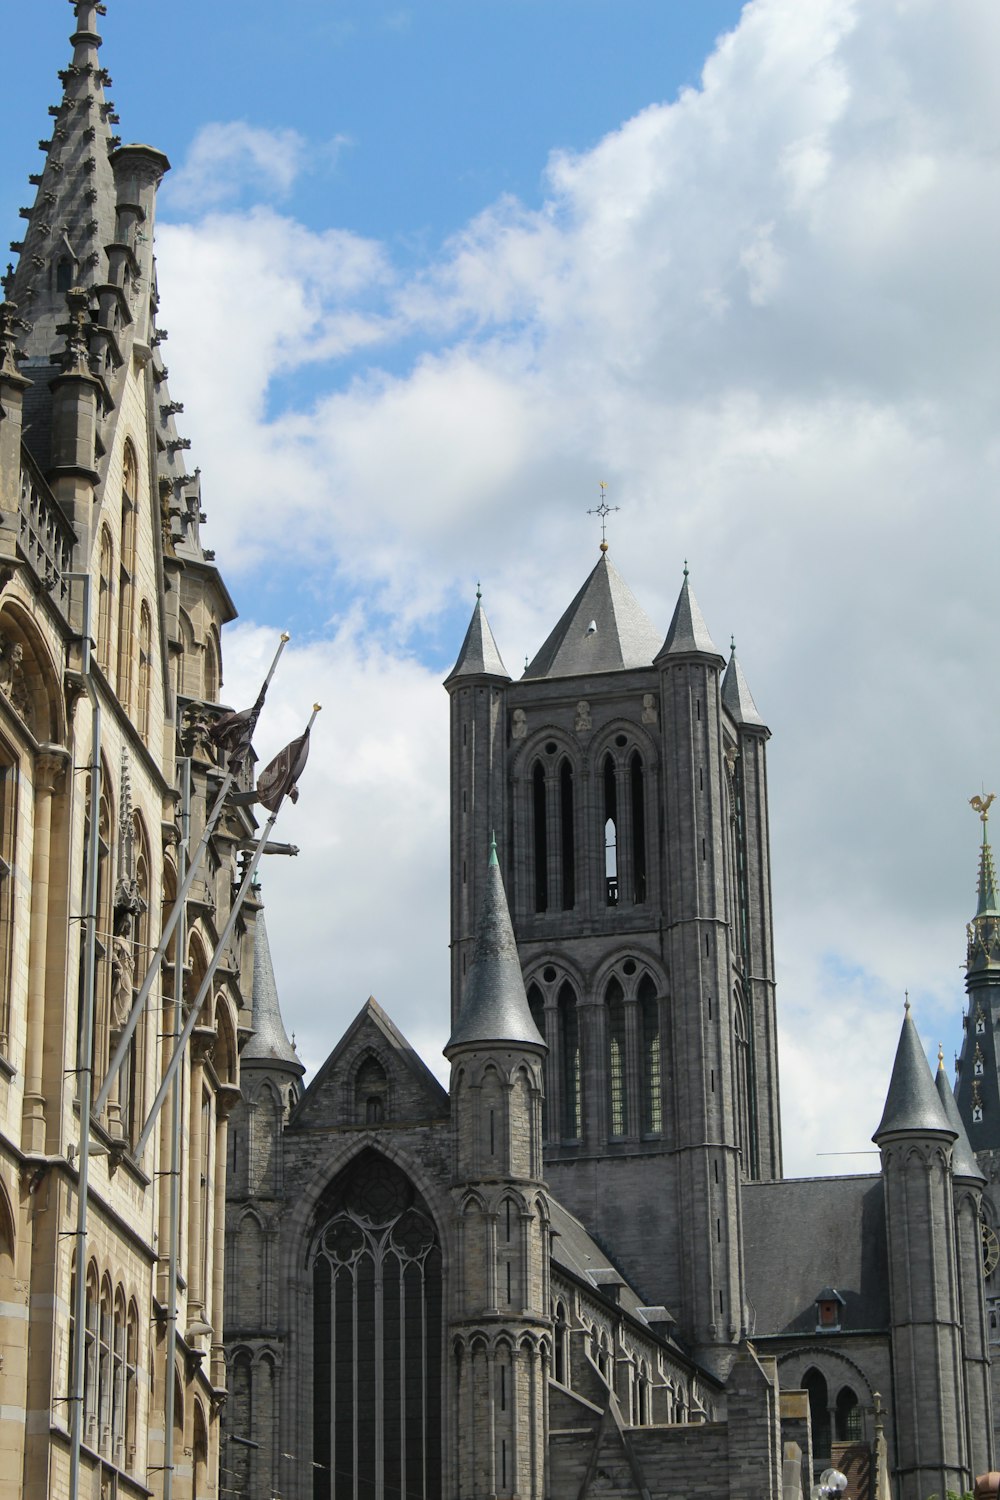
[734, 993, 751, 1167]
[559, 982, 581, 1139]
[532, 762, 548, 912]
[607, 978, 627, 1136]
[639, 975, 662, 1134]
[311, 1150, 442, 1500]
[527, 983, 548, 1139]
[630, 752, 647, 903]
[560, 759, 575, 909]
[603, 756, 618, 906]
[116, 444, 138, 710]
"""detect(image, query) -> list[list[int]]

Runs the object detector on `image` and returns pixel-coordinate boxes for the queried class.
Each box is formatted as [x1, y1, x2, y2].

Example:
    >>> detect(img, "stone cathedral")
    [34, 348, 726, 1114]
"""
[226, 545, 999, 1500]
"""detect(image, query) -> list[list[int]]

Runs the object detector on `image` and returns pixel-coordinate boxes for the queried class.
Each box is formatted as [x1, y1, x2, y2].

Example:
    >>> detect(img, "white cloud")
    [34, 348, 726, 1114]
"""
[157, 0, 1000, 1176]
[166, 122, 350, 210]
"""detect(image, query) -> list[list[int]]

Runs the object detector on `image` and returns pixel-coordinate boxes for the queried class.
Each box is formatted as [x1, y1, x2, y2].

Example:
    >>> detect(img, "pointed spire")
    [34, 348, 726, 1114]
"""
[721, 642, 767, 730]
[524, 552, 661, 679]
[242, 910, 304, 1072]
[966, 796, 1000, 972]
[934, 1049, 985, 1182]
[446, 843, 545, 1053]
[873, 1004, 957, 1143]
[445, 590, 510, 684]
[655, 566, 724, 664]
[11, 1, 120, 358]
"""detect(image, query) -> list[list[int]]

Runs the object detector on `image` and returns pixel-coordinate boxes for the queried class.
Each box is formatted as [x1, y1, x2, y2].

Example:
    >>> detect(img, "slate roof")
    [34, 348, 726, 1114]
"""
[655, 572, 723, 662]
[742, 1175, 890, 1336]
[241, 911, 303, 1071]
[873, 1007, 956, 1142]
[446, 844, 545, 1052]
[445, 596, 510, 683]
[721, 649, 766, 729]
[523, 552, 662, 680]
[935, 1060, 985, 1182]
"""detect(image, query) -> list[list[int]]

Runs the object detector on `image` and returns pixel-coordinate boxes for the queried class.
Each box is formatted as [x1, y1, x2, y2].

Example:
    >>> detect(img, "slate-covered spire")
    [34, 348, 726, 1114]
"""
[655, 564, 724, 664]
[446, 839, 545, 1052]
[524, 550, 662, 679]
[721, 641, 767, 730]
[873, 1004, 956, 1143]
[934, 1049, 984, 1182]
[10, 2, 120, 357]
[445, 589, 510, 683]
[241, 910, 303, 1073]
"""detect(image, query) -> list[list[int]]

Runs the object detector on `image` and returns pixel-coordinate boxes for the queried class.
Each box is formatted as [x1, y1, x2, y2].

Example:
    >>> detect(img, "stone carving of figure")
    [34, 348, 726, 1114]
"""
[642, 692, 658, 724]
[575, 700, 591, 733]
[512, 708, 527, 740]
[110, 912, 135, 1030]
[0, 635, 32, 729]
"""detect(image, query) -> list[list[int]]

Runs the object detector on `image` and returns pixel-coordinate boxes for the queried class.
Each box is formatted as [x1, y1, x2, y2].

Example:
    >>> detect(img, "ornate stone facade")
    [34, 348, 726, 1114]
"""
[0, 8, 256, 1498]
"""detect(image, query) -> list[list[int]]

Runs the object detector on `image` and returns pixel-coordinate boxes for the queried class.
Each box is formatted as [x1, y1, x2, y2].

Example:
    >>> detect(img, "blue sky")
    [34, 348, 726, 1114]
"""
[8, 0, 1000, 1175]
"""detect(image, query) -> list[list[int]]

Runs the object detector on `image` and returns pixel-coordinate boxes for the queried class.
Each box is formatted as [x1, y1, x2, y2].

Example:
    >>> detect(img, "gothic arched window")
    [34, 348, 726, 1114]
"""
[639, 974, 662, 1135]
[116, 443, 139, 710]
[137, 602, 152, 743]
[734, 993, 751, 1167]
[630, 752, 646, 903]
[835, 1385, 862, 1441]
[559, 982, 581, 1140]
[603, 756, 618, 906]
[355, 1054, 388, 1125]
[559, 758, 575, 909]
[803, 1368, 830, 1460]
[532, 761, 547, 912]
[311, 1150, 443, 1500]
[606, 977, 627, 1136]
[96, 525, 114, 674]
[527, 983, 547, 1139]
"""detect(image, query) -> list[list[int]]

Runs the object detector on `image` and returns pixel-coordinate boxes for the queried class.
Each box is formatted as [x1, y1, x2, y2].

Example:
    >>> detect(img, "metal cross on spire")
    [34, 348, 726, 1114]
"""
[587, 481, 620, 553]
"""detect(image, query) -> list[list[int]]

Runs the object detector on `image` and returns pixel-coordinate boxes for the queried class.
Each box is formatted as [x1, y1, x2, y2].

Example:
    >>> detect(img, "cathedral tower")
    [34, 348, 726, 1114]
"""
[446, 841, 550, 1500]
[446, 551, 777, 1373]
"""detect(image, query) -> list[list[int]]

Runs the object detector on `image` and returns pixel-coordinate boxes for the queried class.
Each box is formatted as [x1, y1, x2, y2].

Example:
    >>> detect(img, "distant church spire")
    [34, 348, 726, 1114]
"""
[967, 794, 1000, 971]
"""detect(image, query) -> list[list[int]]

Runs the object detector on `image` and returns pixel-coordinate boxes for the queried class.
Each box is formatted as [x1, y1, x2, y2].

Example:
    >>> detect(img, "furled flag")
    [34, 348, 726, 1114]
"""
[256, 722, 312, 812]
[208, 679, 267, 764]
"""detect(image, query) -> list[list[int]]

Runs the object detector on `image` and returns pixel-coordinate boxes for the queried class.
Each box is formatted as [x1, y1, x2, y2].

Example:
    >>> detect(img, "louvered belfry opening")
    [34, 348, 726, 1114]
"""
[311, 1151, 443, 1500]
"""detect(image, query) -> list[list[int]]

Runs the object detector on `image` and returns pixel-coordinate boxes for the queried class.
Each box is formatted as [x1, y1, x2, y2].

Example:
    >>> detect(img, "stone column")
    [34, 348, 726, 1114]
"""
[23, 751, 66, 1152]
[187, 1047, 207, 1313]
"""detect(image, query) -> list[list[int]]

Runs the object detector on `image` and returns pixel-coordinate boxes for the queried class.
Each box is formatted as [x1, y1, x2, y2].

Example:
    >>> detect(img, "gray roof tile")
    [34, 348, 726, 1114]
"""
[524, 552, 661, 680]
[656, 573, 722, 662]
[873, 1007, 956, 1142]
[446, 846, 545, 1051]
[446, 597, 510, 682]
[721, 650, 766, 729]
[242, 911, 303, 1072]
[935, 1060, 985, 1182]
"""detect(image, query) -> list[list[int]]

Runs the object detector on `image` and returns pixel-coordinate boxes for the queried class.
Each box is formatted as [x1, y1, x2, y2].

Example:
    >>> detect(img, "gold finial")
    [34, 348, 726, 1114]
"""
[313, 703, 322, 712]
[971, 792, 995, 823]
[587, 481, 619, 553]
[938, 1042, 945, 1069]
[280, 631, 291, 643]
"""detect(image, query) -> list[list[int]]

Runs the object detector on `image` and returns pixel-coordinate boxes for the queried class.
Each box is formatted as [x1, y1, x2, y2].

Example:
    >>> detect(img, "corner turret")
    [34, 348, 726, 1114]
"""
[874, 1004, 973, 1499]
[655, 564, 725, 665]
[445, 588, 510, 685]
[447, 843, 549, 1500]
[242, 910, 304, 1078]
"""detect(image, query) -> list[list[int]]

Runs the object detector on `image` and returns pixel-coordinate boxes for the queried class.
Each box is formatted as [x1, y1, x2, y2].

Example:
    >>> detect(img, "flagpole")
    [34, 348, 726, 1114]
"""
[92, 633, 290, 1122]
[134, 704, 320, 1162]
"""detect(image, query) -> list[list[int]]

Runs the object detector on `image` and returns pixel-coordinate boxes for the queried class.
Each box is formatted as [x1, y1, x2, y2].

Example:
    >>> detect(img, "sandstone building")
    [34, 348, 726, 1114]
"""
[226, 549, 998, 1499]
[0, 6, 260, 1496]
